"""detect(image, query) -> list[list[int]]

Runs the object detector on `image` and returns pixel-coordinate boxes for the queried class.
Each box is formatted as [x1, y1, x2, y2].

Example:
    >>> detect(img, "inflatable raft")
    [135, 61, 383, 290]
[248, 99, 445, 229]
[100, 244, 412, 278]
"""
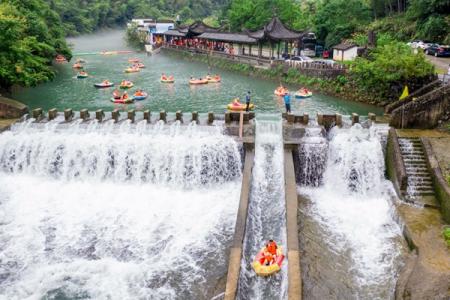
[295, 91, 313, 98]
[94, 82, 114, 88]
[55, 55, 67, 63]
[189, 79, 208, 85]
[136, 63, 145, 68]
[119, 82, 134, 89]
[124, 67, 140, 73]
[227, 101, 255, 111]
[110, 97, 134, 104]
[252, 247, 285, 277]
[77, 72, 88, 79]
[128, 58, 140, 63]
[72, 63, 83, 69]
[207, 77, 221, 83]
[274, 88, 289, 96]
[132, 92, 148, 101]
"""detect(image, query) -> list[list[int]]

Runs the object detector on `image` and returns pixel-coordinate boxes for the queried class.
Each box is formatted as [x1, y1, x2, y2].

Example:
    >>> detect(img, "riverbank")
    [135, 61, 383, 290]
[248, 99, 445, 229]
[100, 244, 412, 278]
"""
[161, 47, 387, 107]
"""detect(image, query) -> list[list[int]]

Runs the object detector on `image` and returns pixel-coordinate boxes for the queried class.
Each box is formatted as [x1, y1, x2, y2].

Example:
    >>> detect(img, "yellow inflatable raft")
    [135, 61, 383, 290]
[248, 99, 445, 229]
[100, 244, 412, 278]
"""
[252, 247, 285, 277]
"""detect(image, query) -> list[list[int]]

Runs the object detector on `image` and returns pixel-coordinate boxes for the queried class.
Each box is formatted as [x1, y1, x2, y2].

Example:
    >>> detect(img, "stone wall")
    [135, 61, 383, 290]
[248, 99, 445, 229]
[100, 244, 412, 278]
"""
[390, 84, 449, 129]
[0, 96, 28, 118]
[386, 128, 408, 194]
[422, 138, 450, 223]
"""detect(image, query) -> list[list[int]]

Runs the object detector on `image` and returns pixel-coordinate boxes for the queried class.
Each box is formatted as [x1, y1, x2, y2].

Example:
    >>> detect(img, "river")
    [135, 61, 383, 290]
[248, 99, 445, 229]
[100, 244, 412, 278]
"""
[12, 30, 383, 115]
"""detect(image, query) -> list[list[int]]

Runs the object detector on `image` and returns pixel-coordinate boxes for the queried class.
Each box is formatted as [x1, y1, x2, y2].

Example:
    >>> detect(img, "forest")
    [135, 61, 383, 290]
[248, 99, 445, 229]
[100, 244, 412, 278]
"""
[0, 0, 449, 92]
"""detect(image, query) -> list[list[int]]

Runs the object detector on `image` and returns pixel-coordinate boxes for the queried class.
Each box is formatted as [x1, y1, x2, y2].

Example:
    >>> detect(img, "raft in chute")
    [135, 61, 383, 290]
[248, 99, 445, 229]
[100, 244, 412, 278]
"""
[252, 246, 285, 277]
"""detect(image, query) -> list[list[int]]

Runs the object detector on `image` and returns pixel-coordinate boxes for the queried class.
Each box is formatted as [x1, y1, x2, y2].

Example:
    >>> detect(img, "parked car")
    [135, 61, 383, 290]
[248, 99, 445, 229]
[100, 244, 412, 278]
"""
[407, 40, 432, 49]
[285, 56, 313, 64]
[425, 44, 450, 57]
[313, 59, 337, 66]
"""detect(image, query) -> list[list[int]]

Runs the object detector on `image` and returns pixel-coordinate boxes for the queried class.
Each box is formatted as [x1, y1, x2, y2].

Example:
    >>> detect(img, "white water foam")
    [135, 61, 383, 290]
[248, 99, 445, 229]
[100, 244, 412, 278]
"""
[299, 124, 402, 299]
[0, 121, 242, 300]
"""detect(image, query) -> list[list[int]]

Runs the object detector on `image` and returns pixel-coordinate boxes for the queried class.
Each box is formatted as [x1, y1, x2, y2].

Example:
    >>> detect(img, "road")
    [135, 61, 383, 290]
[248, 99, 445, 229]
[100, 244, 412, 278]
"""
[425, 55, 450, 83]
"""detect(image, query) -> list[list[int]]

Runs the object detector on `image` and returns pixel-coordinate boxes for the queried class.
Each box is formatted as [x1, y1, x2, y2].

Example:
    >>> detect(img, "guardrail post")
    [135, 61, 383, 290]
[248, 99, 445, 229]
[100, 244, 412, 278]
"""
[95, 109, 104, 122]
[225, 112, 231, 124]
[352, 113, 359, 125]
[80, 109, 90, 121]
[287, 113, 295, 124]
[32, 108, 43, 121]
[143, 110, 151, 123]
[368, 112, 376, 121]
[48, 108, 57, 120]
[159, 110, 166, 123]
[112, 109, 120, 123]
[64, 109, 74, 122]
[208, 112, 215, 124]
[128, 109, 135, 123]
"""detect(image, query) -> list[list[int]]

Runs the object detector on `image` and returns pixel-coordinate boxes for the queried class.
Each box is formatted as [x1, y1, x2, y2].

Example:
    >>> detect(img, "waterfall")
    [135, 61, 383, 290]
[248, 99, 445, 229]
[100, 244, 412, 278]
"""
[0, 120, 242, 300]
[298, 124, 404, 299]
[237, 116, 287, 300]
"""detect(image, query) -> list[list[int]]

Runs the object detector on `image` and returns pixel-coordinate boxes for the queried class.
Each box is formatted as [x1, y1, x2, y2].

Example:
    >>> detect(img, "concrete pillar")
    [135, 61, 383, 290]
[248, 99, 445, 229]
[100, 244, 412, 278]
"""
[225, 112, 231, 124]
[80, 109, 90, 121]
[303, 113, 309, 125]
[352, 113, 359, 125]
[317, 113, 323, 126]
[287, 113, 295, 124]
[112, 109, 120, 123]
[176, 110, 183, 123]
[95, 109, 104, 122]
[48, 108, 57, 120]
[192, 111, 199, 123]
[32, 108, 43, 120]
[64, 109, 73, 122]
[208, 112, 215, 124]
[368, 112, 376, 121]
[143, 110, 151, 123]
[159, 110, 166, 123]
[335, 113, 342, 127]
[128, 109, 135, 123]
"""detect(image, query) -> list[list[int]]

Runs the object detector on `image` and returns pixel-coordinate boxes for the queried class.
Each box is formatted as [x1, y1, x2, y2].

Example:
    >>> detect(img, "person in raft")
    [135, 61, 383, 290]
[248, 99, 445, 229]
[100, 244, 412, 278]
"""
[103, 80, 110, 85]
[113, 89, 120, 99]
[121, 91, 128, 100]
[161, 73, 167, 80]
[284, 92, 291, 113]
[135, 89, 144, 96]
[260, 240, 278, 266]
[245, 91, 251, 112]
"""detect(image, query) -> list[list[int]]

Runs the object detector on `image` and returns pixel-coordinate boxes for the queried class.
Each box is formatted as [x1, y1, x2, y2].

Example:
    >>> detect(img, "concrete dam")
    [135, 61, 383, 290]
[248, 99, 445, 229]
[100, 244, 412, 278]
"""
[0, 108, 445, 300]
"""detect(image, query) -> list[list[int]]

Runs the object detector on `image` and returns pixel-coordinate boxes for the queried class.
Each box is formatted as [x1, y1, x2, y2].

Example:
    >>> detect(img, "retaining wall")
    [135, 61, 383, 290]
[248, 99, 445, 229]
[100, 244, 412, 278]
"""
[0, 96, 28, 118]
[385, 128, 408, 194]
[421, 138, 450, 223]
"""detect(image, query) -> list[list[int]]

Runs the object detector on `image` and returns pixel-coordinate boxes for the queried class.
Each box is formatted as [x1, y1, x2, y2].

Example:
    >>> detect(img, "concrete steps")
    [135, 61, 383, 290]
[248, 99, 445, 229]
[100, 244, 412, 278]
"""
[398, 138, 436, 202]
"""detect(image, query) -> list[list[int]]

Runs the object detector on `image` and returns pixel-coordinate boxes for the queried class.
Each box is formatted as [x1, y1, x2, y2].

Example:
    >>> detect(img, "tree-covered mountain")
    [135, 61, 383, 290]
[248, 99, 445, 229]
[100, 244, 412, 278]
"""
[46, 0, 230, 36]
[0, 0, 70, 89]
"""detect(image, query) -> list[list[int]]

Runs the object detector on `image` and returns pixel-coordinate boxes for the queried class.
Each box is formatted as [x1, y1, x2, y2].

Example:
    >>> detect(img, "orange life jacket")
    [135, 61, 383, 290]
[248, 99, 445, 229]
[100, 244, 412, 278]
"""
[267, 242, 277, 255]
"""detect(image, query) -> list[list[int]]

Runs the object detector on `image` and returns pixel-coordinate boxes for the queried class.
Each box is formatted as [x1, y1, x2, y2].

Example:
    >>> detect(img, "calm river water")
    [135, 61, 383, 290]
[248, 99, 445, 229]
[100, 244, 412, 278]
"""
[12, 30, 383, 115]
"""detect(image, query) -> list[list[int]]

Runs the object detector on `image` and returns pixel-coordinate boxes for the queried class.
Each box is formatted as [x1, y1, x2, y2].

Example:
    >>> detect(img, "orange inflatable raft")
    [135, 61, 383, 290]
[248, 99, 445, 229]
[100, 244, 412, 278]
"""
[252, 246, 285, 276]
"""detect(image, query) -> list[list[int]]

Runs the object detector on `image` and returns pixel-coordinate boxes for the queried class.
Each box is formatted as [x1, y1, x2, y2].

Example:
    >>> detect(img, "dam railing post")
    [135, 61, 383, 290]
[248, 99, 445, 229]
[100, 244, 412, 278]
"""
[112, 109, 120, 123]
[160, 110, 166, 123]
[192, 111, 199, 124]
[144, 110, 151, 123]
[335, 113, 342, 127]
[128, 109, 135, 123]
[352, 113, 360, 125]
[32, 108, 43, 121]
[225, 112, 231, 124]
[303, 113, 309, 125]
[176, 110, 183, 123]
[208, 112, 215, 124]
[80, 109, 90, 121]
[239, 111, 244, 139]
[96, 109, 104, 122]
[317, 113, 323, 126]
[48, 108, 57, 121]
[64, 109, 74, 122]
[287, 113, 295, 124]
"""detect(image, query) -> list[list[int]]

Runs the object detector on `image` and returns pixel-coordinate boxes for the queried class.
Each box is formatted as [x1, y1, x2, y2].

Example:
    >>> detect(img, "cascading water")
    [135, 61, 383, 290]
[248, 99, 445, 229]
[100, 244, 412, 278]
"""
[237, 115, 287, 300]
[0, 119, 242, 299]
[298, 124, 405, 299]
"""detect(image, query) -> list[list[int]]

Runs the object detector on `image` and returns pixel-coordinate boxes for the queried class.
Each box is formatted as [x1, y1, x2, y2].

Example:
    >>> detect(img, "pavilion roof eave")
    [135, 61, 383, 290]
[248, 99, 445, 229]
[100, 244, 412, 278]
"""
[197, 32, 258, 44]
